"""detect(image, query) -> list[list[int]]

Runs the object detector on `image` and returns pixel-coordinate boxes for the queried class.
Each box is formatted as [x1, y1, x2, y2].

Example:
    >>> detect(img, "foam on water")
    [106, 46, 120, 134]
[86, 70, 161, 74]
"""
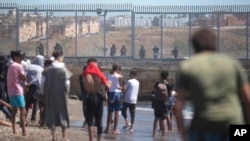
[136, 107, 193, 119]
[71, 102, 193, 141]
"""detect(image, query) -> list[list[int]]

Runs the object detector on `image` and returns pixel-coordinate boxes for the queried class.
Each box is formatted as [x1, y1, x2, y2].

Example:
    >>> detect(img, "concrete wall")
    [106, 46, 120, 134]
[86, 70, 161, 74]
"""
[68, 66, 177, 100]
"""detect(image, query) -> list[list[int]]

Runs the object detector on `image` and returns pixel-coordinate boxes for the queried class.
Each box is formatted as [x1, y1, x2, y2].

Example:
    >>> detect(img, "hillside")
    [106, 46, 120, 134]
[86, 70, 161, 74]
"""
[0, 27, 248, 59]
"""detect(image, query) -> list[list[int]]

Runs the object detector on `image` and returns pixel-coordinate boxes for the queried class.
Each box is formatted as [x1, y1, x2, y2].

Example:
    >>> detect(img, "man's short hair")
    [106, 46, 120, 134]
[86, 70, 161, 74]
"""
[87, 58, 97, 64]
[52, 50, 63, 59]
[112, 63, 119, 71]
[44, 59, 52, 67]
[160, 70, 169, 79]
[118, 66, 122, 71]
[130, 70, 137, 76]
[192, 28, 217, 53]
[10, 50, 25, 60]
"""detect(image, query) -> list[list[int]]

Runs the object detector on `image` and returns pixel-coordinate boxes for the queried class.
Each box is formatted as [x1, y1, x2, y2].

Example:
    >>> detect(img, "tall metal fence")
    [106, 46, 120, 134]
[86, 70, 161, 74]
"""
[0, 3, 250, 68]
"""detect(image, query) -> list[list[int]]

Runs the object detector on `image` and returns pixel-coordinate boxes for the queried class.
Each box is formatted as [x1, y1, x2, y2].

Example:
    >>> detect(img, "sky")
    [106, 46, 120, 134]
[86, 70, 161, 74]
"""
[1, 0, 249, 17]
[2, 0, 250, 5]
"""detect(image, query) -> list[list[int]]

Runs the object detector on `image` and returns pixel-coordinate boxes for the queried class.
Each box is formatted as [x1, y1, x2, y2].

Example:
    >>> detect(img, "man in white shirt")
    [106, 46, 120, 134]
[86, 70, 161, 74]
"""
[121, 70, 140, 132]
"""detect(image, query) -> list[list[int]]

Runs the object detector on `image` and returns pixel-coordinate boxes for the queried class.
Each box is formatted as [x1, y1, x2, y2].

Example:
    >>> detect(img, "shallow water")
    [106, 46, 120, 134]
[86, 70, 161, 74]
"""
[70, 101, 193, 141]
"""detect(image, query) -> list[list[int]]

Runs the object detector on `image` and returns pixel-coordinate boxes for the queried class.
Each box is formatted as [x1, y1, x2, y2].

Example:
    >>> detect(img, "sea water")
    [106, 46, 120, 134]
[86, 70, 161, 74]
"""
[71, 101, 193, 141]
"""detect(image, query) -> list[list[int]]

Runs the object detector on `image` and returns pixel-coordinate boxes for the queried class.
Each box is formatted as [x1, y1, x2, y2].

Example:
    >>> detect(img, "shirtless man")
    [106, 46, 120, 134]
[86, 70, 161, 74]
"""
[83, 58, 111, 141]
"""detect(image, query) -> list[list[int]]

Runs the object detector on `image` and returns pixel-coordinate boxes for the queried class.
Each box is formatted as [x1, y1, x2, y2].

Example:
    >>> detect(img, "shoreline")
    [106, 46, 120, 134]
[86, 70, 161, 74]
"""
[0, 99, 184, 141]
[0, 99, 88, 141]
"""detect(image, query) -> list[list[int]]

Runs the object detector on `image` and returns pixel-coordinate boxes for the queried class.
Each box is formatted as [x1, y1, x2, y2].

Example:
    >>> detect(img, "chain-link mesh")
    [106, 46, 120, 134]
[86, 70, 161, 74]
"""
[0, 3, 250, 69]
[248, 14, 250, 59]
[46, 12, 76, 57]
[76, 12, 103, 57]
[106, 12, 132, 58]
[190, 13, 249, 58]
[135, 14, 161, 59]
[163, 14, 189, 59]
[18, 11, 46, 56]
[219, 14, 247, 58]
[0, 9, 16, 55]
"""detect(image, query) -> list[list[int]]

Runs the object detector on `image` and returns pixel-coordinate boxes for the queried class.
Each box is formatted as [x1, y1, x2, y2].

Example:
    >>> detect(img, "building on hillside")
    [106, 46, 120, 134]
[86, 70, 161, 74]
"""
[108, 15, 185, 27]
[112, 15, 132, 27]
[19, 20, 37, 42]
[152, 16, 186, 27]
[226, 15, 246, 26]
[65, 16, 100, 37]
[135, 17, 152, 27]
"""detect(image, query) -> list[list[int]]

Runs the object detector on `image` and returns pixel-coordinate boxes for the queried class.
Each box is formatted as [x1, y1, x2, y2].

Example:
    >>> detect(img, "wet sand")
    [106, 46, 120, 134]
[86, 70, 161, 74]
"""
[0, 99, 188, 141]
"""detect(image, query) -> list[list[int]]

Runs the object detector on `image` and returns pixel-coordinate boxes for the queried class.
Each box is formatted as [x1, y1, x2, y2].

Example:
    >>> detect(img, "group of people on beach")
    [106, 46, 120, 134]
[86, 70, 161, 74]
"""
[0, 28, 250, 141]
[79, 58, 180, 140]
[80, 28, 250, 141]
[0, 49, 72, 141]
[79, 59, 140, 141]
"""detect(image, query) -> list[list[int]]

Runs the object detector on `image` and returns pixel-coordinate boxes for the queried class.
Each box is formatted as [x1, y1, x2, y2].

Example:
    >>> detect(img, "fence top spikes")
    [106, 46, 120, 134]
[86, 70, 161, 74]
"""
[0, 3, 249, 13]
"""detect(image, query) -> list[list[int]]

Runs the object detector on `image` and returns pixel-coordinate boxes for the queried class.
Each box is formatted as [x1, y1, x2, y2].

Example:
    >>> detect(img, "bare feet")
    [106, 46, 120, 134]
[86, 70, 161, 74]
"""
[103, 130, 109, 134]
[82, 121, 87, 129]
[123, 123, 131, 129]
[13, 131, 18, 135]
[52, 136, 57, 141]
[112, 130, 120, 134]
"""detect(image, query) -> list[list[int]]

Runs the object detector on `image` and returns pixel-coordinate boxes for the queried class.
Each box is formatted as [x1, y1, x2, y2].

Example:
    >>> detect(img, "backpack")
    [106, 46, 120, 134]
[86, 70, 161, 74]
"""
[154, 82, 168, 101]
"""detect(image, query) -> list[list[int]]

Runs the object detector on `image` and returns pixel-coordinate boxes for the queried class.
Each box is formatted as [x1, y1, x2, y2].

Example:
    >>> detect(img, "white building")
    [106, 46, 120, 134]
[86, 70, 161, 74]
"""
[110, 15, 185, 27]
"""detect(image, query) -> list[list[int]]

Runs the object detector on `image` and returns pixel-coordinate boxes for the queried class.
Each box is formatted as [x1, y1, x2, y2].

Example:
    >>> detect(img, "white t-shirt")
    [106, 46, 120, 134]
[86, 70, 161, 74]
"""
[124, 78, 140, 104]
[107, 73, 122, 92]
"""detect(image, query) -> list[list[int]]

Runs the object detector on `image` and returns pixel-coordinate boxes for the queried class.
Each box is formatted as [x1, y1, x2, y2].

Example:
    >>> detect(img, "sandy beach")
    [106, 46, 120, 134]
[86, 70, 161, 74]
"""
[0, 99, 88, 141]
[0, 99, 185, 141]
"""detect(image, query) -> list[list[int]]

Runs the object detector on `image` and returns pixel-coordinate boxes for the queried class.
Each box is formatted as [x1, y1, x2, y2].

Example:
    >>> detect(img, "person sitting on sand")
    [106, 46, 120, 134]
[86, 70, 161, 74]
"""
[0, 99, 12, 127]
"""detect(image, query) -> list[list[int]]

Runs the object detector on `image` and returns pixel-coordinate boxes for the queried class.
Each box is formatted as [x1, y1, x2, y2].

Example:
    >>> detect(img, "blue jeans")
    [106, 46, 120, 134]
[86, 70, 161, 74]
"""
[0, 104, 11, 119]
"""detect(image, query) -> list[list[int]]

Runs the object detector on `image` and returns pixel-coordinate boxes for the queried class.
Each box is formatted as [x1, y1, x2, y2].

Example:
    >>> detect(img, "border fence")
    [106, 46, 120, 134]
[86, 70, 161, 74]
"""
[0, 3, 250, 69]
[1, 3, 250, 97]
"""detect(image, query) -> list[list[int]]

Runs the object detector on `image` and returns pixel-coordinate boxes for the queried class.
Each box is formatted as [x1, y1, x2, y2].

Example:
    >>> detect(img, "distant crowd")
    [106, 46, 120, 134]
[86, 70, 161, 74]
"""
[109, 44, 179, 59]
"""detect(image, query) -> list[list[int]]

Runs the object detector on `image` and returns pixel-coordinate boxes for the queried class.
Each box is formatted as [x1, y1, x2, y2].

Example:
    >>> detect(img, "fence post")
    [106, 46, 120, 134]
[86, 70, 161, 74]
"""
[247, 14, 249, 59]
[188, 14, 191, 57]
[131, 11, 135, 58]
[217, 14, 220, 52]
[46, 10, 49, 57]
[104, 11, 107, 58]
[16, 8, 19, 50]
[75, 11, 78, 57]
[160, 13, 163, 59]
